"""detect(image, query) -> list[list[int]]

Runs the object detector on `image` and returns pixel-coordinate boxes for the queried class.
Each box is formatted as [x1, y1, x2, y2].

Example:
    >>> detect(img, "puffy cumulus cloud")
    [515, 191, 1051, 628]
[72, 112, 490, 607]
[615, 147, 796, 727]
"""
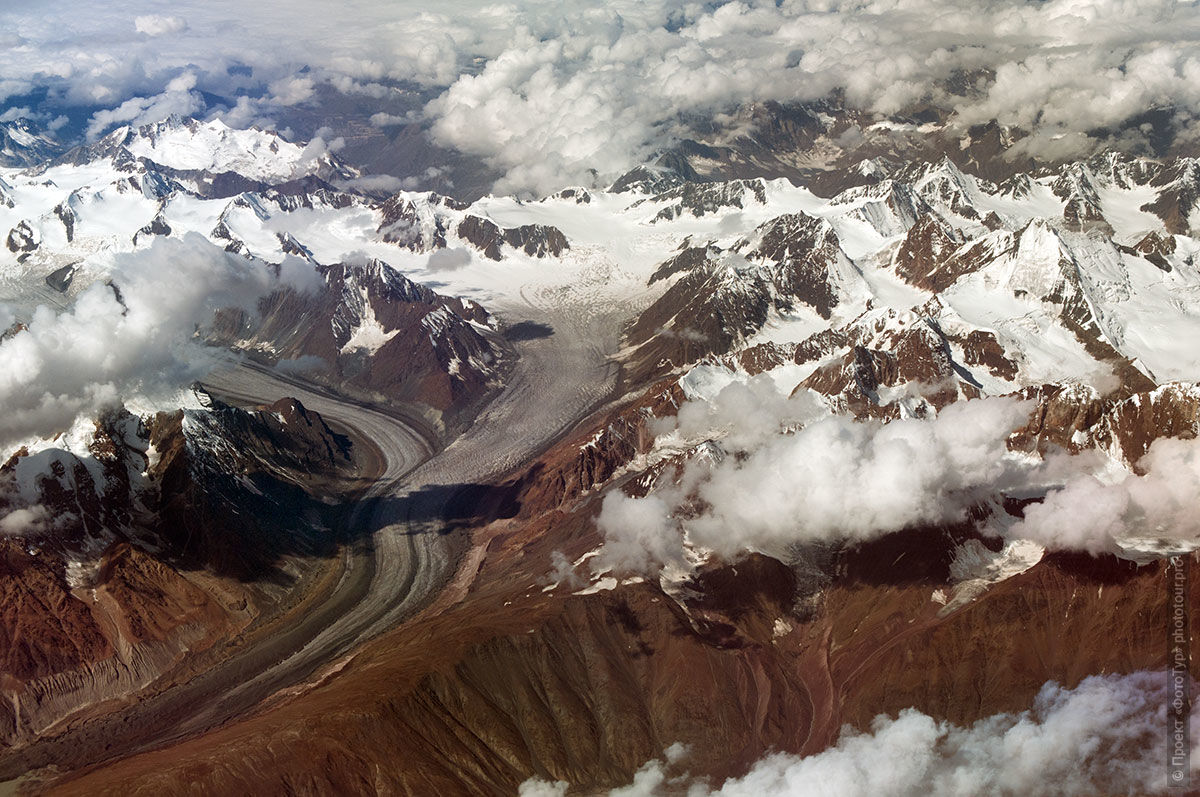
[369, 112, 410, 128]
[516, 778, 567, 797]
[134, 14, 187, 37]
[533, 671, 1194, 796]
[400, 166, 453, 191]
[521, 743, 689, 797]
[336, 174, 408, 194]
[0, 1, 524, 130]
[218, 94, 276, 131]
[0, 234, 319, 449]
[426, 0, 1200, 193]
[85, 74, 205, 140]
[0, 505, 52, 535]
[1009, 435, 1200, 555]
[596, 394, 1034, 573]
[595, 370, 1200, 572]
[267, 75, 316, 107]
[294, 126, 346, 169]
[662, 373, 828, 452]
[596, 492, 684, 574]
[543, 550, 584, 590]
[7, 1, 1200, 190]
[0, 106, 34, 123]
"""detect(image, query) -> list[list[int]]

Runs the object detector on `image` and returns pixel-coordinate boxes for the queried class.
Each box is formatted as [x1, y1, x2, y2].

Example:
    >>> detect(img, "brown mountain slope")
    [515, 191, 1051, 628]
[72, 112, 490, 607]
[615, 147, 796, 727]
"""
[42, 397, 1198, 796]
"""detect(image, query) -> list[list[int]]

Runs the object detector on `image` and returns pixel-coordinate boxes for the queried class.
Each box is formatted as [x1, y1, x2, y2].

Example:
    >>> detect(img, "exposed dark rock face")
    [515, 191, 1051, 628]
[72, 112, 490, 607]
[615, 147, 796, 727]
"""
[501, 224, 569, 258]
[378, 194, 451, 250]
[43, 263, 77, 293]
[455, 215, 503, 259]
[0, 397, 361, 745]
[893, 213, 963, 292]
[209, 258, 502, 424]
[610, 163, 689, 195]
[52, 203, 75, 242]
[6, 220, 37, 253]
[1012, 381, 1200, 463]
[1143, 160, 1200, 234]
[132, 212, 171, 245]
[150, 398, 354, 578]
[799, 323, 973, 418]
[456, 215, 570, 261]
[1125, 230, 1176, 271]
[958, 330, 1018, 381]
[375, 194, 569, 262]
[623, 211, 853, 383]
[648, 244, 719, 285]
[624, 264, 772, 382]
[551, 187, 591, 204]
[639, 179, 767, 221]
[738, 213, 844, 320]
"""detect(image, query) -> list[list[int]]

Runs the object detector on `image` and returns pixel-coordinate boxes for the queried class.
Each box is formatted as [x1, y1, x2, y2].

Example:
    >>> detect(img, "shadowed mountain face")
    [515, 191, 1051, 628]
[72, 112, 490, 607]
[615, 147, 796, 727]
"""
[209, 258, 504, 430]
[0, 393, 371, 746]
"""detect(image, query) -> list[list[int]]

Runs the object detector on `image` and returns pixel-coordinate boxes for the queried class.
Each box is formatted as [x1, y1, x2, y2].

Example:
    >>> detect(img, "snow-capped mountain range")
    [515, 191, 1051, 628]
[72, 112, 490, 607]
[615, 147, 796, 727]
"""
[4, 112, 1200, 488]
[2, 108, 1199, 793]
[6, 116, 1200, 386]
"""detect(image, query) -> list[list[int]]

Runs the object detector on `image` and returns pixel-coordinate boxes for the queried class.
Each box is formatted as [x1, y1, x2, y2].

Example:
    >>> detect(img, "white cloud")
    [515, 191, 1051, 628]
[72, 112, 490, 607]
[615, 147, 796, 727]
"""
[523, 671, 1196, 796]
[1, 107, 72, 133]
[337, 174, 408, 194]
[369, 112, 409, 128]
[595, 367, 1200, 572]
[268, 75, 316, 106]
[85, 85, 205, 140]
[420, 0, 1200, 193]
[399, 166, 452, 191]
[295, 127, 346, 169]
[714, 671, 1195, 796]
[0, 505, 51, 535]
[0, 234, 319, 449]
[664, 374, 828, 453]
[217, 95, 274, 130]
[596, 491, 684, 574]
[0, 106, 32, 123]
[134, 14, 187, 37]
[517, 778, 567, 797]
[3, 0, 1200, 191]
[1010, 434, 1200, 555]
[596, 394, 1035, 573]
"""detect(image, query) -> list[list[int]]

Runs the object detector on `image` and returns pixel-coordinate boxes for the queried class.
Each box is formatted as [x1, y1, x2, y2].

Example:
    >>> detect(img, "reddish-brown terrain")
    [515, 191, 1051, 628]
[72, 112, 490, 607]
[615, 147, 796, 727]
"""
[0, 395, 375, 757]
[26, 369, 1198, 795]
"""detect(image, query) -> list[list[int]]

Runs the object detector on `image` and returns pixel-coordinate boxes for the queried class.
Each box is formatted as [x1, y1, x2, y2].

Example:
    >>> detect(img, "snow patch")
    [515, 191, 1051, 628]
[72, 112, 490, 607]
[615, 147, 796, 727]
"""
[942, 538, 1045, 614]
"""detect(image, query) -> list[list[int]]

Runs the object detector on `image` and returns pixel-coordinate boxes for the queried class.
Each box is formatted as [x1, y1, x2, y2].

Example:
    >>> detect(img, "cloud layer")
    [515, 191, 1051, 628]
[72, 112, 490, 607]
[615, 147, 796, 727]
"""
[0, 235, 318, 449]
[1011, 433, 1200, 555]
[596, 376, 1200, 573]
[522, 671, 1195, 796]
[4, 1, 1200, 192]
[596, 393, 1036, 573]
